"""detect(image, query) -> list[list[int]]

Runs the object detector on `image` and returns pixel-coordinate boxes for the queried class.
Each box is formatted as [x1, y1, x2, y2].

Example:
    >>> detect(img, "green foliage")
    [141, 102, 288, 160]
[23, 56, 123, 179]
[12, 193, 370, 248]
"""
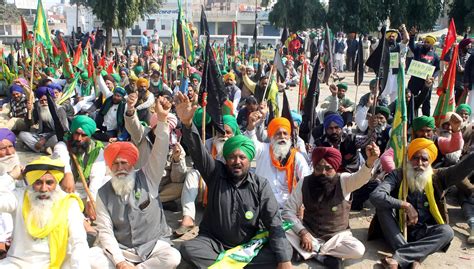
[0, 0, 21, 25]
[385, 0, 443, 31]
[327, 0, 384, 33]
[449, 0, 474, 33]
[268, 0, 326, 32]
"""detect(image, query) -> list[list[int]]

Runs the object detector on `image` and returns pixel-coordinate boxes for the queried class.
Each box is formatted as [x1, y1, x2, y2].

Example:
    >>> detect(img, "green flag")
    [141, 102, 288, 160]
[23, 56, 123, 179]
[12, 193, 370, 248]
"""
[58, 74, 79, 105]
[389, 63, 407, 168]
[34, 0, 52, 50]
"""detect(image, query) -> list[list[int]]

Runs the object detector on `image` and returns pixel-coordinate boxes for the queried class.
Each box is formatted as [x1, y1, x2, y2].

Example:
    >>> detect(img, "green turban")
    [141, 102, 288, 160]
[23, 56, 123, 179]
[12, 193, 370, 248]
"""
[113, 87, 127, 97]
[134, 65, 144, 74]
[456, 104, 471, 116]
[190, 73, 201, 82]
[223, 135, 255, 161]
[412, 116, 435, 132]
[375, 106, 390, 119]
[223, 115, 241, 135]
[221, 70, 228, 76]
[100, 70, 108, 76]
[70, 115, 97, 137]
[111, 73, 121, 83]
[80, 72, 89, 80]
[369, 79, 377, 87]
[193, 107, 211, 128]
[337, 83, 348, 91]
[44, 67, 55, 75]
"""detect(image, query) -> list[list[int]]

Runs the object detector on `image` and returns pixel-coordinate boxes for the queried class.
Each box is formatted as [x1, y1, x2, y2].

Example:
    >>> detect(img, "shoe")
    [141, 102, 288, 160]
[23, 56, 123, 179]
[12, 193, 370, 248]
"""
[381, 257, 398, 269]
[468, 227, 474, 245]
[314, 254, 343, 269]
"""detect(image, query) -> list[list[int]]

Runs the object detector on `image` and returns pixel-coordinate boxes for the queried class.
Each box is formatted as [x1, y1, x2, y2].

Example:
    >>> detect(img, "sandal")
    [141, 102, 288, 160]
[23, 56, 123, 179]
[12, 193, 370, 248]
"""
[381, 257, 399, 269]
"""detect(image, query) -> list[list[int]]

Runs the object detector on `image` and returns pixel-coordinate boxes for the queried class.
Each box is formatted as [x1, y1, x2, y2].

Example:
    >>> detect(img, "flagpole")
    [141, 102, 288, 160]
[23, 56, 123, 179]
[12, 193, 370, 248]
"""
[28, 33, 37, 120]
[262, 65, 274, 101]
[402, 117, 408, 240]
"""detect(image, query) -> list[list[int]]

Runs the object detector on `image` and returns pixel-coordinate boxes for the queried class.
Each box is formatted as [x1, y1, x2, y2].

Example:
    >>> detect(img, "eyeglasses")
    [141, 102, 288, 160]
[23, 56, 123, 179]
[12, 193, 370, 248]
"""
[314, 165, 335, 172]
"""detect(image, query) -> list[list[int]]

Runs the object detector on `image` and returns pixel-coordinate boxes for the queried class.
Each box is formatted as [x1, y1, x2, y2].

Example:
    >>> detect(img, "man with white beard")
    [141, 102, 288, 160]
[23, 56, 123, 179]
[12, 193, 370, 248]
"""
[175, 114, 241, 236]
[246, 116, 311, 208]
[370, 138, 474, 269]
[18, 86, 69, 154]
[89, 96, 181, 269]
[0, 156, 90, 268]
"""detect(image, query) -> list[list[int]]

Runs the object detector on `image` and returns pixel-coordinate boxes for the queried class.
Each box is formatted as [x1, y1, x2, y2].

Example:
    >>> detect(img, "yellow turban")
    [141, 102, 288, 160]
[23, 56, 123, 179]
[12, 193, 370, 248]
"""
[407, 138, 438, 164]
[424, 35, 437, 45]
[223, 72, 235, 81]
[385, 29, 398, 39]
[268, 117, 291, 138]
[137, 77, 149, 88]
[24, 156, 65, 185]
[129, 73, 138, 82]
[150, 62, 160, 71]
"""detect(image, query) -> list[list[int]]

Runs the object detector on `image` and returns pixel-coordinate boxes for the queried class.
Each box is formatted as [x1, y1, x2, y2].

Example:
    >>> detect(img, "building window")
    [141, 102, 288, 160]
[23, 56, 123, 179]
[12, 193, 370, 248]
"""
[161, 24, 166, 30]
[147, 19, 156, 30]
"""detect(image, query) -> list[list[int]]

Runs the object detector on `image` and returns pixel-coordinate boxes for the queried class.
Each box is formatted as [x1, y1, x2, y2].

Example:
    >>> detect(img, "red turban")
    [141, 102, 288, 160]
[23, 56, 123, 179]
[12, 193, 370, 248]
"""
[312, 147, 342, 171]
[268, 117, 291, 138]
[104, 142, 139, 168]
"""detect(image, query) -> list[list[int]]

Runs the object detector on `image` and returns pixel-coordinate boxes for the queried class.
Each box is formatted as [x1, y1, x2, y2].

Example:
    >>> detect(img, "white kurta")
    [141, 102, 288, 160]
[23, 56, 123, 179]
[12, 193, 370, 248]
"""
[0, 187, 90, 269]
[246, 129, 312, 207]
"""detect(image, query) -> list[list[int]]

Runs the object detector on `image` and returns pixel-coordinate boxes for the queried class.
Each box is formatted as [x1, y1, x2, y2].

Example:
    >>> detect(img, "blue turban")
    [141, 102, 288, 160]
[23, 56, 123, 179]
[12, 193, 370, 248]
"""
[323, 114, 344, 130]
[9, 85, 24, 95]
[49, 83, 63, 92]
[113, 87, 127, 97]
[35, 86, 54, 99]
[290, 110, 302, 126]
[120, 68, 129, 76]
[0, 128, 16, 146]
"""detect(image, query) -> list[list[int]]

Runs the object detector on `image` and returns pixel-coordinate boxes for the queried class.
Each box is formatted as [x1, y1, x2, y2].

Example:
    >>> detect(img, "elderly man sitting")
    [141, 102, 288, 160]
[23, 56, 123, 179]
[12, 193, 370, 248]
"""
[0, 156, 90, 268]
[89, 96, 181, 269]
[370, 138, 474, 269]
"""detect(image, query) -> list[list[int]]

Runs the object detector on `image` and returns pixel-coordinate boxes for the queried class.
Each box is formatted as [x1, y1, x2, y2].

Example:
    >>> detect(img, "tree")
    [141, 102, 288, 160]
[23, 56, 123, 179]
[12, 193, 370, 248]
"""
[0, 0, 21, 35]
[327, 0, 384, 33]
[449, 0, 474, 33]
[71, 0, 163, 51]
[268, 0, 326, 32]
[384, 0, 443, 31]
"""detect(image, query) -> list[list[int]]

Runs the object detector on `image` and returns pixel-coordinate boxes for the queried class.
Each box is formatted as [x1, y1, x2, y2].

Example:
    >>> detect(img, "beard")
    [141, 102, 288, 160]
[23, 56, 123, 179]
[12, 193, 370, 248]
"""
[328, 132, 341, 144]
[0, 153, 20, 173]
[70, 139, 91, 155]
[110, 168, 136, 199]
[271, 138, 292, 161]
[307, 174, 339, 203]
[228, 162, 250, 182]
[374, 122, 387, 133]
[213, 136, 227, 157]
[39, 105, 53, 126]
[26, 187, 61, 229]
[406, 162, 433, 193]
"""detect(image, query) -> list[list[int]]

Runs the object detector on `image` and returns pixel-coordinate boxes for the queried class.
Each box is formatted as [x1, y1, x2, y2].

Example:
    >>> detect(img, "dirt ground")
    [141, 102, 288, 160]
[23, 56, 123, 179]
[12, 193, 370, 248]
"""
[1, 71, 473, 268]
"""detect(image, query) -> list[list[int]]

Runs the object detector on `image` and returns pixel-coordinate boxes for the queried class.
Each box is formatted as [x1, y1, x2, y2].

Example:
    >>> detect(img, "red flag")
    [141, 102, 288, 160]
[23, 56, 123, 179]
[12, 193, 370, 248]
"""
[441, 19, 456, 60]
[72, 42, 83, 66]
[59, 36, 68, 54]
[87, 41, 94, 78]
[434, 45, 458, 127]
[231, 21, 236, 56]
[20, 16, 28, 43]
[52, 41, 60, 57]
[106, 61, 115, 74]
[99, 54, 106, 68]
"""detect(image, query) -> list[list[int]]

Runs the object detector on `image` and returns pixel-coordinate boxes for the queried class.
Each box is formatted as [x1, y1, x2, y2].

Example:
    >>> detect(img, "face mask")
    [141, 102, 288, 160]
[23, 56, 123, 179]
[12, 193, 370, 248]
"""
[151, 80, 160, 86]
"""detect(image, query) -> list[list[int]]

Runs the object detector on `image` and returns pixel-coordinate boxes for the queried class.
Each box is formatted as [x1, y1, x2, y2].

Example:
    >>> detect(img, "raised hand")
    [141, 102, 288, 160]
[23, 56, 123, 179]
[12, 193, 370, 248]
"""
[155, 96, 171, 122]
[174, 91, 197, 127]
[365, 142, 380, 168]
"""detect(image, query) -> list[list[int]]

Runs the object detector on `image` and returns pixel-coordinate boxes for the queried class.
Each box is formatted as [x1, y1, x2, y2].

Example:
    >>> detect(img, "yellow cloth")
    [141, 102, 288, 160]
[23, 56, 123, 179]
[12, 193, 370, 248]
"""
[223, 72, 236, 81]
[24, 156, 65, 185]
[407, 138, 438, 164]
[22, 192, 84, 269]
[398, 171, 444, 231]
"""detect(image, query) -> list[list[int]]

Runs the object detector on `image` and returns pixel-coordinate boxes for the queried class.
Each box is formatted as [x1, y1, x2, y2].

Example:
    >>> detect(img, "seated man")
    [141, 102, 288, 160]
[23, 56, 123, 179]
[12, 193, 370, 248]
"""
[283, 145, 379, 268]
[175, 92, 292, 268]
[324, 83, 354, 126]
[90, 96, 181, 269]
[370, 138, 474, 269]
[6, 83, 28, 133]
[0, 156, 89, 268]
[94, 84, 127, 142]
[19, 86, 69, 154]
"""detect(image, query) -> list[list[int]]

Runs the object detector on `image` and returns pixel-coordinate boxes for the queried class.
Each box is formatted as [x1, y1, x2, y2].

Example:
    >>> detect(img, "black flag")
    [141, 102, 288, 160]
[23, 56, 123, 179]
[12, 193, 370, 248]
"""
[274, 49, 286, 82]
[300, 55, 321, 143]
[281, 23, 289, 46]
[200, 6, 210, 36]
[354, 34, 364, 86]
[365, 26, 388, 91]
[199, 35, 226, 134]
[281, 90, 296, 144]
[323, 24, 334, 84]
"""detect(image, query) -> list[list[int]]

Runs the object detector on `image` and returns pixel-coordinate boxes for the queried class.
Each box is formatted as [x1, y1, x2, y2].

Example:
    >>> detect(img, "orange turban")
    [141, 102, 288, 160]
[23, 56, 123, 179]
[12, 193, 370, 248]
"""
[407, 138, 438, 164]
[104, 142, 139, 168]
[137, 78, 149, 88]
[268, 117, 291, 138]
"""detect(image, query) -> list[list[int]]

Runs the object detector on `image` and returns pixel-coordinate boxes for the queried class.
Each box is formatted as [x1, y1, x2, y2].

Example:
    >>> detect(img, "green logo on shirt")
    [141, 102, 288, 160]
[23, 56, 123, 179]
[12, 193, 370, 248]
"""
[245, 211, 254, 220]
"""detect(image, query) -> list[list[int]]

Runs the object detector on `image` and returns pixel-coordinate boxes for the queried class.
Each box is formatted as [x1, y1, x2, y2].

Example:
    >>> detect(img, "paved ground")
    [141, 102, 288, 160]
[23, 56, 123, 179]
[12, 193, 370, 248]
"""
[1, 71, 473, 268]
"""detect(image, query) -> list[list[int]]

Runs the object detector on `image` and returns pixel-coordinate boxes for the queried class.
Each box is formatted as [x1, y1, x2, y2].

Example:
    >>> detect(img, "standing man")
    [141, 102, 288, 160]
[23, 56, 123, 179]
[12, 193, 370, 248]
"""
[333, 33, 346, 72]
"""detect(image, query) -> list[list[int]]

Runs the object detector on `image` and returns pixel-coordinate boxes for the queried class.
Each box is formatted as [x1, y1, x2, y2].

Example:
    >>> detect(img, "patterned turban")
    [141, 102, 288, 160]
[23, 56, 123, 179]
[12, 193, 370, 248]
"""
[24, 156, 65, 185]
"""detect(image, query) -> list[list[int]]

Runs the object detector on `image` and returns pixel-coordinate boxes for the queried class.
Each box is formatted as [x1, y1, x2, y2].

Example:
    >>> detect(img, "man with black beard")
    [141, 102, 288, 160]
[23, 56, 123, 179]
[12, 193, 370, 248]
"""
[175, 91, 293, 268]
[19, 86, 69, 154]
[408, 28, 440, 116]
[283, 145, 379, 268]
[53, 115, 107, 221]
[370, 139, 474, 269]
[223, 72, 241, 115]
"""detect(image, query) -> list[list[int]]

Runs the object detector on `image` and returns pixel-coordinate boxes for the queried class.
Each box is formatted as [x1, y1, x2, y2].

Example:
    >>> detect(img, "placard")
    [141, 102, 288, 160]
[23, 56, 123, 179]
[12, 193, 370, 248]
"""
[407, 60, 436, 79]
[259, 49, 275, 61]
[389, 52, 399, 69]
